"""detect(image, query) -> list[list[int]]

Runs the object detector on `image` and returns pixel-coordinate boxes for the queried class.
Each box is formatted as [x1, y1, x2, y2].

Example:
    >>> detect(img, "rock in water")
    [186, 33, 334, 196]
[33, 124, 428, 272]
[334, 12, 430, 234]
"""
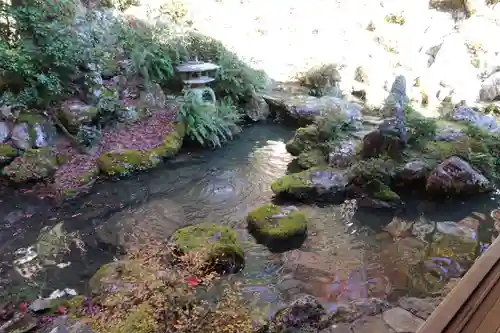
[426, 156, 493, 196]
[271, 168, 348, 203]
[269, 295, 326, 332]
[246, 204, 307, 252]
[171, 223, 245, 274]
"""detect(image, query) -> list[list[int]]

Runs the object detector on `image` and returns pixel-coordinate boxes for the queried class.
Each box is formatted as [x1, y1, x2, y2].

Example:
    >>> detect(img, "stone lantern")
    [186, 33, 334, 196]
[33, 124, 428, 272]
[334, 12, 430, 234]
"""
[176, 57, 220, 105]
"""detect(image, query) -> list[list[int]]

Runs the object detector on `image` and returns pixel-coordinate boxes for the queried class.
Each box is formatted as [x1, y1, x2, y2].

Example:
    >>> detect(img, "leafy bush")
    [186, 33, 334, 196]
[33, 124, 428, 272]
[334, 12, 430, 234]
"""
[178, 94, 241, 148]
[100, 0, 140, 11]
[181, 32, 267, 104]
[296, 63, 340, 97]
[0, 0, 90, 107]
[404, 105, 438, 146]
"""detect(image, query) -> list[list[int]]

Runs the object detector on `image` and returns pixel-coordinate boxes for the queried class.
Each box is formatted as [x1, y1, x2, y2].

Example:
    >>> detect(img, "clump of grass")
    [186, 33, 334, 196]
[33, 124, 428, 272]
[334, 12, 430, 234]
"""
[404, 105, 438, 147]
[87, 235, 254, 333]
[296, 64, 341, 97]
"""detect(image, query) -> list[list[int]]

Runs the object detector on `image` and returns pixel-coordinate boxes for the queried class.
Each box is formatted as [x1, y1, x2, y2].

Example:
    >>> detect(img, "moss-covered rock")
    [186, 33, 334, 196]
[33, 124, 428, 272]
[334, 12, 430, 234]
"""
[285, 125, 320, 156]
[89, 260, 158, 298]
[394, 160, 430, 189]
[171, 223, 244, 274]
[247, 204, 307, 252]
[347, 158, 396, 186]
[271, 168, 347, 202]
[98, 128, 184, 176]
[0, 144, 17, 165]
[426, 156, 493, 197]
[2, 148, 57, 182]
[373, 183, 401, 202]
[297, 149, 327, 170]
[59, 99, 99, 135]
[346, 158, 403, 210]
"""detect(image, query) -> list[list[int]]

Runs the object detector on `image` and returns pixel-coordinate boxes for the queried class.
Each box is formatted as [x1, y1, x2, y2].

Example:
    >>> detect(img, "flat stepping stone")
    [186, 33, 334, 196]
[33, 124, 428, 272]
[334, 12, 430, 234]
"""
[382, 308, 425, 333]
[351, 315, 395, 333]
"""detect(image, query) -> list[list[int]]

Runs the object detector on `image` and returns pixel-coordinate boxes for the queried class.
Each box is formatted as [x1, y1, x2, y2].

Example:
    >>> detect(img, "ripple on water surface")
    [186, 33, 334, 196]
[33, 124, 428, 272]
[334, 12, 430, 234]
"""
[1, 124, 499, 309]
[176, 134, 294, 223]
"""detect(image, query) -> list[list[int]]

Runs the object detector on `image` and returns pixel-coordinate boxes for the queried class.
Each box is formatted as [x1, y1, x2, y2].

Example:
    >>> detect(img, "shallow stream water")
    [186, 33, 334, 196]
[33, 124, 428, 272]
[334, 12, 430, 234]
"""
[0, 122, 499, 313]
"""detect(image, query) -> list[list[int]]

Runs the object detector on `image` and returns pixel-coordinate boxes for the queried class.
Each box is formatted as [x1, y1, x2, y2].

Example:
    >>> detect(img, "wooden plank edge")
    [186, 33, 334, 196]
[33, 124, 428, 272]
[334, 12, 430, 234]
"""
[417, 236, 500, 333]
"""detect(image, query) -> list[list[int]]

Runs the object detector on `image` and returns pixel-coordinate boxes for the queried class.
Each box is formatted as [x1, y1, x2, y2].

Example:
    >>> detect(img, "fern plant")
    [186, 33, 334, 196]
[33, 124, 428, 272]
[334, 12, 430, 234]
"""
[178, 95, 241, 148]
[130, 44, 174, 88]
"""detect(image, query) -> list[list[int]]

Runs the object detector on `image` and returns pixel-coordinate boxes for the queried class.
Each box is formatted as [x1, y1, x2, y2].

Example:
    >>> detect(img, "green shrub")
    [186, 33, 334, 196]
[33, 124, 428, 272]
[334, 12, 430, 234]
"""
[100, 0, 140, 11]
[404, 104, 438, 146]
[178, 95, 241, 148]
[181, 32, 267, 104]
[296, 63, 340, 97]
[0, 0, 90, 106]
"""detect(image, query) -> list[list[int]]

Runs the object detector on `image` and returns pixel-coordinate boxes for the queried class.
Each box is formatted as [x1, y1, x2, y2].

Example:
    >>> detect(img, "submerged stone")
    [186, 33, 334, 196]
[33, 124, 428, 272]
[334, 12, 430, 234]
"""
[271, 168, 347, 202]
[247, 204, 307, 252]
[171, 223, 244, 274]
[269, 295, 326, 332]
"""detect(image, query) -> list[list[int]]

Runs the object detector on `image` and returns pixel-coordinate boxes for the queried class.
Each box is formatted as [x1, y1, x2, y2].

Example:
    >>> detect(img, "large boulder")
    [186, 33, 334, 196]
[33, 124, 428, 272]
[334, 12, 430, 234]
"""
[171, 223, 244, 274]
[244, 94, 270, 121]
[59, 99, 99, 134]
[285, 125, 321, 156]
[11, 114, 57, 150]
[453, 107, 500, 133]
[271, 168, 348, 202]
[346, 158, 403, 210]
[394, 160, 430, 189]
[426, 156, 493, 196]
[2, 148, 58, 182]
[10, 123, 32, 150]
[328, 139, 358, 168]
[263, 93, 362, 126]
[247, 204, 307, 252]
[361, 118, 406, 161]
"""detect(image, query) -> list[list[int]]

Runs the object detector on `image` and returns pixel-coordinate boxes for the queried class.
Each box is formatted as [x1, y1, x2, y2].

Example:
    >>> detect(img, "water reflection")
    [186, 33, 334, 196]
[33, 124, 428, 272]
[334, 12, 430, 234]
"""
[0, 123, 498, 308]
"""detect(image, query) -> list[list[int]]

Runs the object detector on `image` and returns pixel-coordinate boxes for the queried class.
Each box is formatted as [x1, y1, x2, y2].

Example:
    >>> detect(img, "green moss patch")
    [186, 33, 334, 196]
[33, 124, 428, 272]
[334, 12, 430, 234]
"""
[271, 167, 348, 202]
[171, 223, 244, 274]
[98, 130, 183, 176]
[0, 144, 18, 165]
[247, 203, 307, 252]
[2, 148, 58, 182]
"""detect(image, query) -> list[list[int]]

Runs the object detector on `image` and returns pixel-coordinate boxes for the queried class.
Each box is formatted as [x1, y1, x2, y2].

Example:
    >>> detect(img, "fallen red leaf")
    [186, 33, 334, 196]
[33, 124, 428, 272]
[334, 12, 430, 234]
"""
[186, 276, 201, 288]
[19, 302, 28, 313]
